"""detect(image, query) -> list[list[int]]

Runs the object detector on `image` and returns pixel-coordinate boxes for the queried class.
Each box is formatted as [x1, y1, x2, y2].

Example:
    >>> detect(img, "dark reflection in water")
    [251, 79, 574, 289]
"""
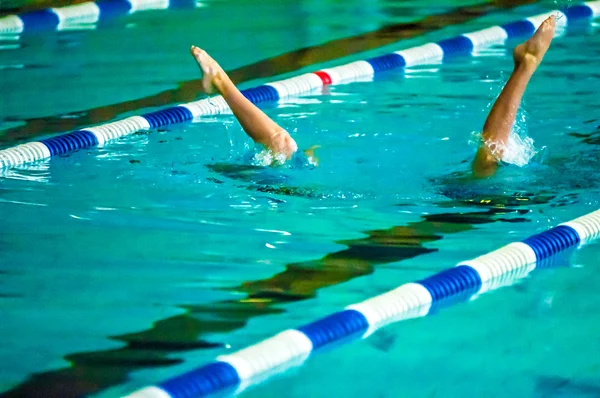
[569, 127, 600, 146]
[207, 163, 334, 199]
[11, 127, 599, 397]
[207, 163, 293, 185]
[9, 146, 589, 397]
[433, 139, 600, 209]
[535, 376, 600, 398]
[3, 197, 539, 397]
[1, 0, 535, 142]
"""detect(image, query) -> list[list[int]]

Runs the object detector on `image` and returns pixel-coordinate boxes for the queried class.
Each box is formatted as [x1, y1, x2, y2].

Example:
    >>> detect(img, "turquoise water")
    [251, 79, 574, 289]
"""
[1, 1, 600, 397]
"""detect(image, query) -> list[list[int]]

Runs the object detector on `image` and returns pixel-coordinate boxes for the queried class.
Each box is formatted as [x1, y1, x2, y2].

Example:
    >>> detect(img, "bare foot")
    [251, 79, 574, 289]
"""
[513, 16, 556, 69]
[190, 45, 228, 94]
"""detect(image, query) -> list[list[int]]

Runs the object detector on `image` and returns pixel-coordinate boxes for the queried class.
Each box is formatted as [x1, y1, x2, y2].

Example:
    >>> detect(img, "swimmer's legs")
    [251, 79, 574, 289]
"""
[190, 46, 298, 158]
[472, 16, 556, 177]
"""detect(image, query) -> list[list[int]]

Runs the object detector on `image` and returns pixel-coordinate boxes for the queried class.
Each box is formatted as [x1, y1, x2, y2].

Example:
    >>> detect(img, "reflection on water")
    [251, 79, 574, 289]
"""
[0, 0, 537, 142]
[569, 124, 600, 145]
[434, 132, 600, 208]
[535, 376, 600, 397]
[3, 201, 534, 398]
[1, 3, 598, 396]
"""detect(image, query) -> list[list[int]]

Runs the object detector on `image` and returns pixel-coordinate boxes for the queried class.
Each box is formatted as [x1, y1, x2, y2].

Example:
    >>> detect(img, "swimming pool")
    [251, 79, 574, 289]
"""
[1, 0, 600, 397]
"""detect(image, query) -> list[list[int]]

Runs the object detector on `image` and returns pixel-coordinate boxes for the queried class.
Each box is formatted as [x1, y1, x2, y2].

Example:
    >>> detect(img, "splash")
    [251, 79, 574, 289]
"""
[553, 0, 576, 10]
[469, 120, 538, 167]
[501, 107, 538, 167]
[251, 148, 288, 167]
[247, 146, 317, 169]
[470, 74, 539, 167]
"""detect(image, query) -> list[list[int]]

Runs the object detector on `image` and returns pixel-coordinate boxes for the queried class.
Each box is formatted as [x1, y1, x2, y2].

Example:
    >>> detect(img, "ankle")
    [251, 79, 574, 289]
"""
[514, 58, 537, 75]
[213, 72, 233, 96]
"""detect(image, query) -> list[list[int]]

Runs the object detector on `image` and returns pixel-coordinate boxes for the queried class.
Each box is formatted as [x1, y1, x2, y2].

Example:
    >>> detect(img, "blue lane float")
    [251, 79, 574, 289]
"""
[96, 0, 132, 19]
[142, 107, 195, 129]
[0, 2, 596, 396]
[240, 86, 281, 104]
[297, 310, 369, 350]
[437, 36, 475, 56]
[564, 3, 596, 18]
[523, 225, 581, 261]
[418, 265, 482, 312]
[365, 53, 406, 72]
[2, 3, 599, 171]
[501, 20, 537, 38]
[40, 130, 98, 156]
[18, 9, 61, 32]
[158, 362, 240, 398]
[125, 208, 600, 398]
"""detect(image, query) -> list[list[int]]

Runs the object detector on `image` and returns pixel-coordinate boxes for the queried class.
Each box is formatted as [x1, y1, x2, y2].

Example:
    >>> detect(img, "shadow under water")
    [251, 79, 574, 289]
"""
[535, 376, 600, 398]
[2, 197, 540, 397]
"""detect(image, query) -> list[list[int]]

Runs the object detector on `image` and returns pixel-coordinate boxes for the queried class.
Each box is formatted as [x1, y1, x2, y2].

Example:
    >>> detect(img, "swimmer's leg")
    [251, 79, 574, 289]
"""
[190, 46, 298, 159]
[472, 16, 556, 177]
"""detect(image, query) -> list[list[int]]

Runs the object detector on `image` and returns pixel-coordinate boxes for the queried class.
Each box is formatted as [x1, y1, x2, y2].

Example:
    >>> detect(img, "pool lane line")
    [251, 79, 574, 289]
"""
[1, 3, 599, 170]
[4, 3, 599, 170]
[0, 0, 521, 39]
[0, 0, 105, 18]
[0, 0, 500, 18]
[0, 0, 201, 35]
[0, 0, 538, 143]
[123, 211, 600, 397]
[2, 205, 533, 398]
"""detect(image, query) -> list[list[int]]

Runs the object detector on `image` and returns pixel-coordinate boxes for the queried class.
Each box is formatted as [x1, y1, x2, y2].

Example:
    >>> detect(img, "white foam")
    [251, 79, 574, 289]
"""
[501, 133, 537, 167]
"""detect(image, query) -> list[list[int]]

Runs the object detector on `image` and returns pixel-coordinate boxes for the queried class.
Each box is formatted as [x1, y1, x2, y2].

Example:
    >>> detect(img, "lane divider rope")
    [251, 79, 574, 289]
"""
[2, 3, 595, 396]
[120, 5, 600, 396]
[123, 208, 600, 398]
[0, 0, 201, 34]
[1, 3, 599, 171]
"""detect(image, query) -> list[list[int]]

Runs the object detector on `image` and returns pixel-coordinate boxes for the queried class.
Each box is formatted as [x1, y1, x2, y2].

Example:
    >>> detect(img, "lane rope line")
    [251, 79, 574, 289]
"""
[0, 0, 542, 143]
[1, 3, 599, 171]
[123, 209, 600, 398]
[0, 0, 202, 34]
[125, 7, 600, 396]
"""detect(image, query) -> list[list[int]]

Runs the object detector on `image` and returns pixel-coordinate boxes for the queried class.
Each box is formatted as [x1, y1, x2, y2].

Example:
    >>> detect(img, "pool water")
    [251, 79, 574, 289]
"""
[1, 1, 600, 397]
